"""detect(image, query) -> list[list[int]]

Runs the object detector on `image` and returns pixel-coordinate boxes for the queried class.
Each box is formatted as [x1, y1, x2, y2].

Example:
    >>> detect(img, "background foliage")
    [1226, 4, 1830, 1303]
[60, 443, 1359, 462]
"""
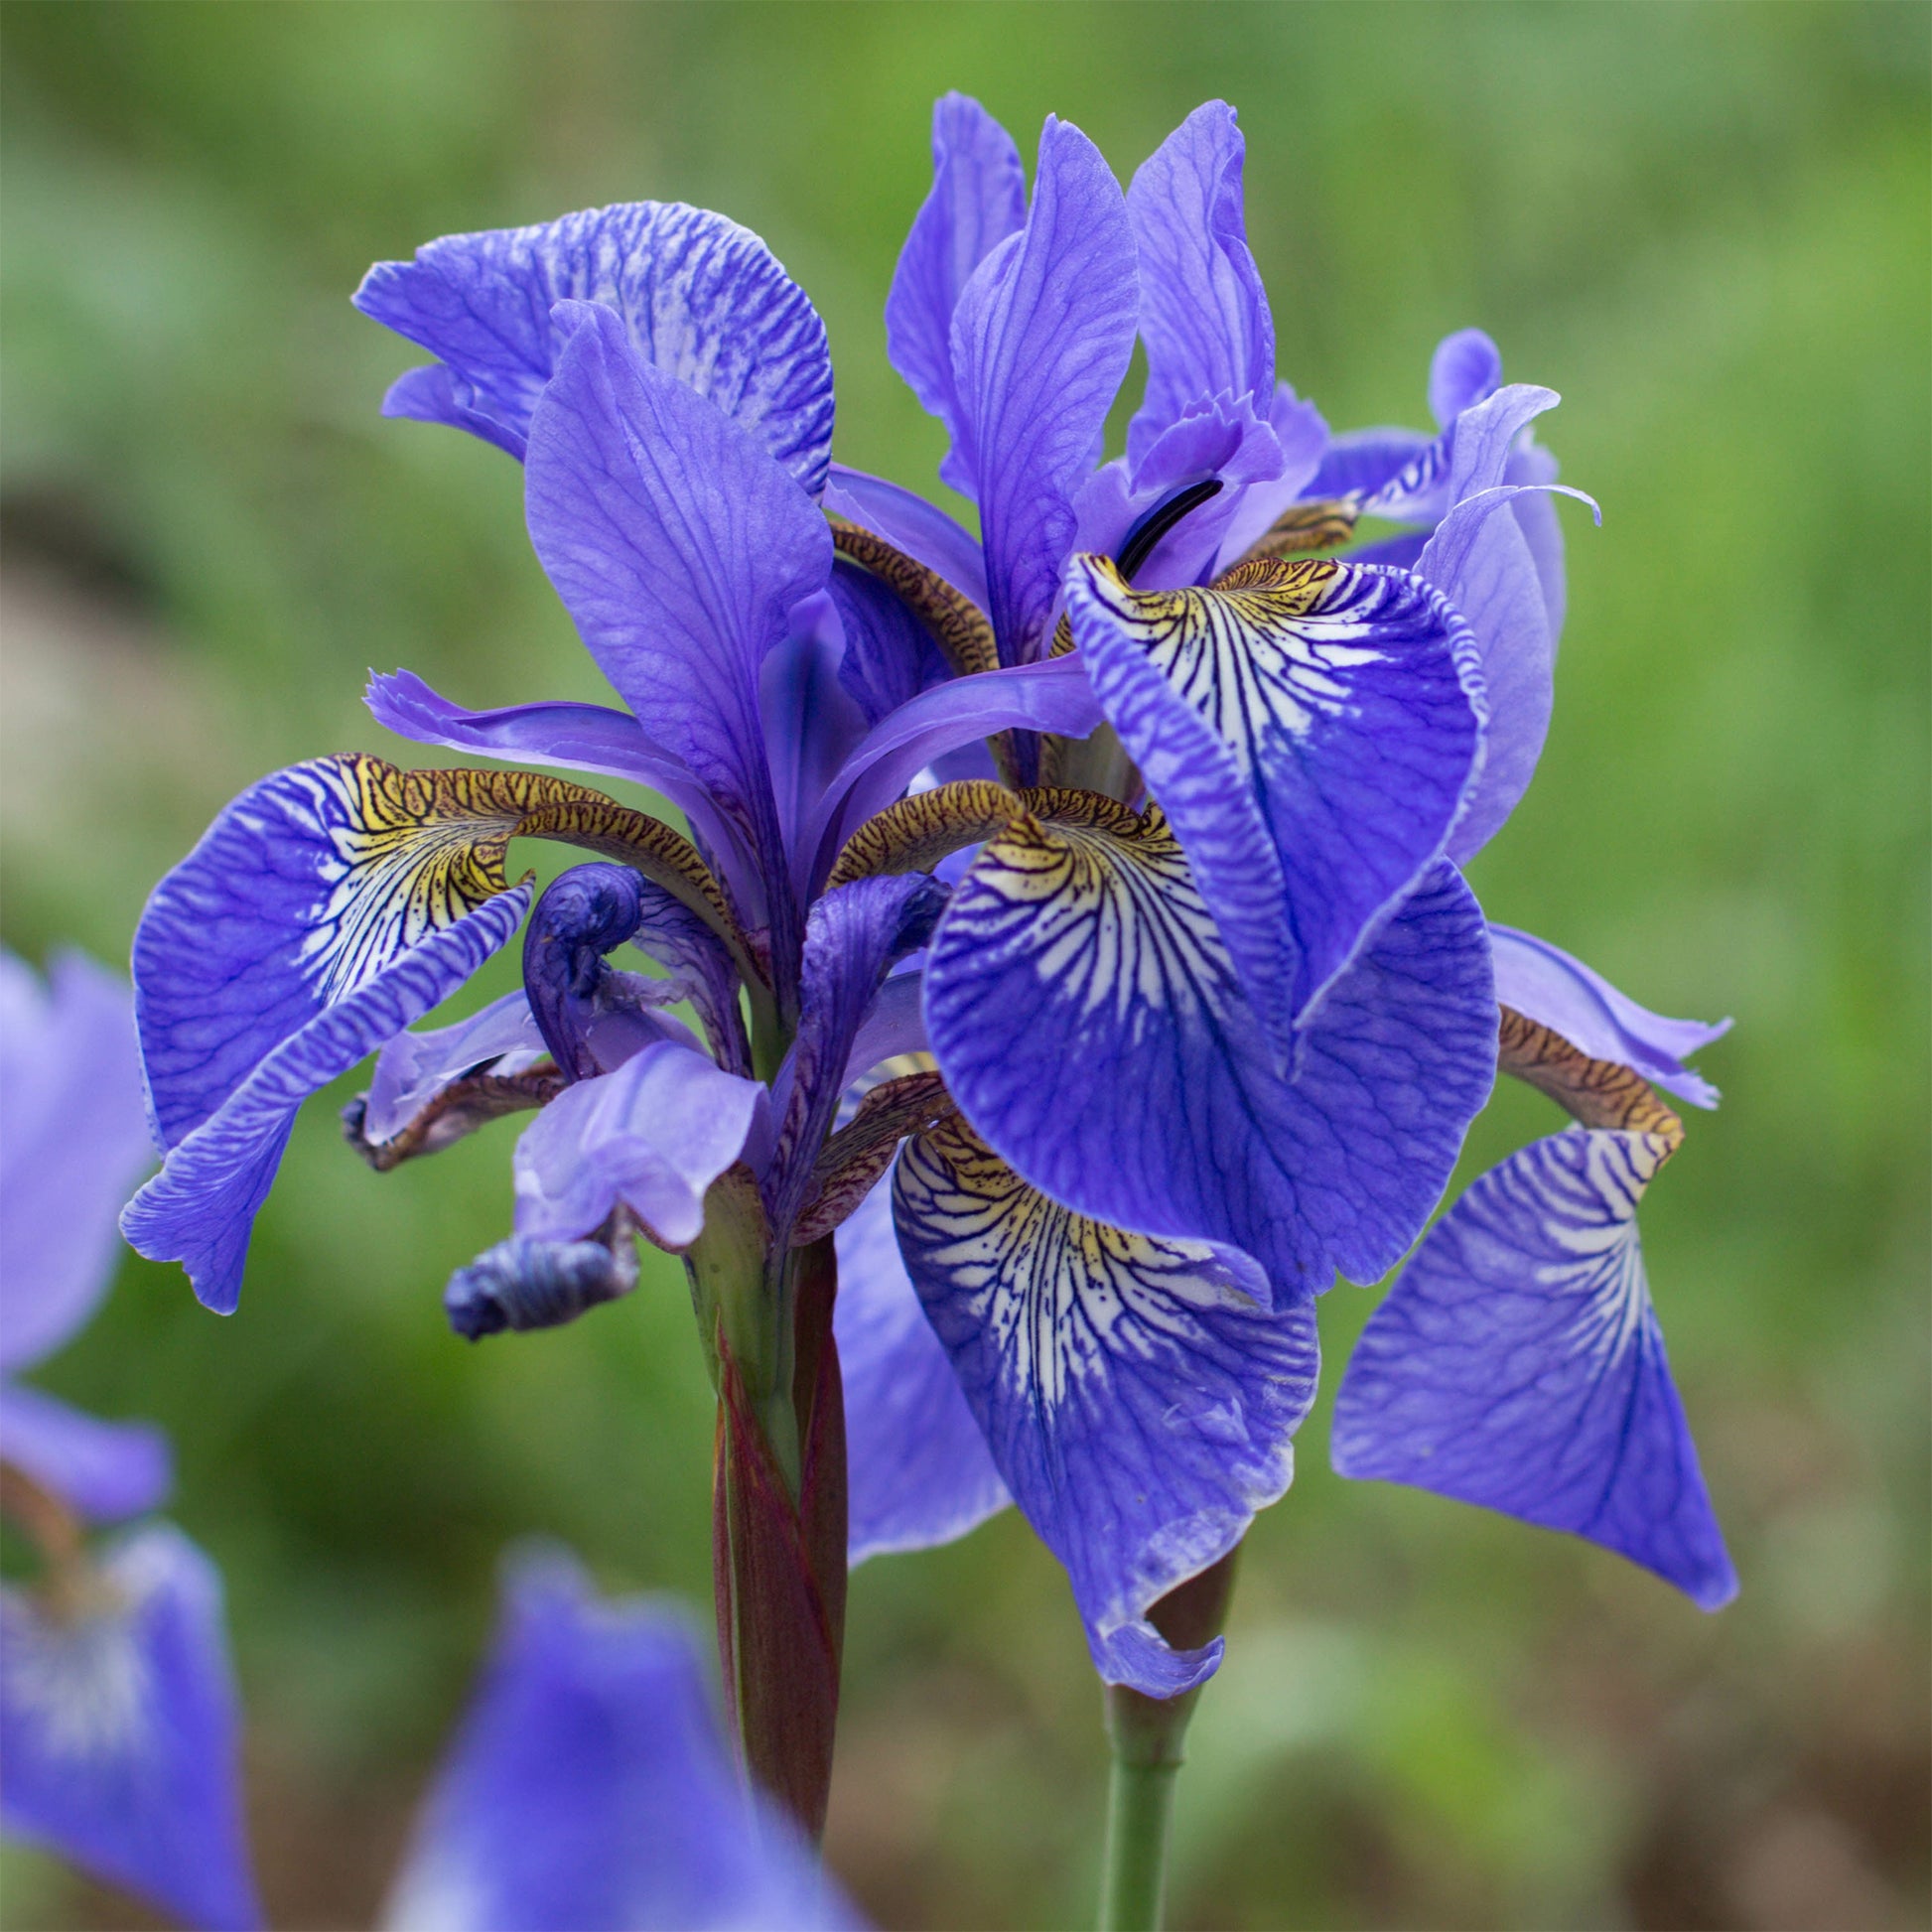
[2, 4, 1926, 1927]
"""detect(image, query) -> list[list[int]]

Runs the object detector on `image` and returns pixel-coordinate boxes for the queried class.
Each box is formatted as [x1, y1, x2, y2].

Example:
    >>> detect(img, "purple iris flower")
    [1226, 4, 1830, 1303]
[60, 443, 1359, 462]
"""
[121, 201, 1099, 1319]
[820, 92, 1730, 1699]
[116, 89, 1731, 1777]
[384, 1549, 859, 1931]
[1, 950, 260, 1932]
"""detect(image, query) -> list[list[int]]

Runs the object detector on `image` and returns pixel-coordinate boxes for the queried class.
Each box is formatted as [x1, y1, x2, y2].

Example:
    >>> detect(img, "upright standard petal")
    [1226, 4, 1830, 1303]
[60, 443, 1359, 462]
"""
[948, 116, 1139, 664]
[923, 798, 1497, 1305]
[0, 1386, 170, 1524]
[0, 953, 155, 1375]
[1422, 487, 1560, 863]
[894, 1114, 1319, 1695]
[1427, 328, 1504, 430]
[1489, 925, 1730, 1108]
[765, 874, 948, 1243]
[512, 1040, 767, 1254]
[354, 202, 835, 492]
[382, 1551, 853, 1932]
[886, 92, 1027, 480]
[525, 301, 832, 960]
[1069, 554, 1485, 1042]
[836, 1174, 1012, 1562]
[0, 1525, 260, 1932]
[1332, 1128, 1737, 1610]
[1125, 100, 1273, 464]
[123, 881, 533, 1313]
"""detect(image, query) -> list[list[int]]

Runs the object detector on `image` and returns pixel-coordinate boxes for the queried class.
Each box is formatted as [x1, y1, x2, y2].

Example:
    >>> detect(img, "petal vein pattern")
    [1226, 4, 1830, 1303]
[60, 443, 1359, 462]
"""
[133, 754, 728, 1151]
[1070, 556, 1485, 1038]
[948, 116, 1139, 664]
[893, 1114, 1318, 1695]
[923, 799, 1497, 1304]
[354, 201, 835, 492]
[1332, 1128, 1736, 1610]
[124, 882, 533, 1313]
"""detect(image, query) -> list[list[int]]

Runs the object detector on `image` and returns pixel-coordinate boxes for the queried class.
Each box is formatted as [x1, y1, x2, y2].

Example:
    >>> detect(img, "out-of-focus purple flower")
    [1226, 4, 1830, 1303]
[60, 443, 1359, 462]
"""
[0, 949, 260, 1930]
[383, 1549, 859, 1932]
[2, 1527, 259, 1932]
[1333, 935, 1736, 1609]
[0, 952, 166, 1519]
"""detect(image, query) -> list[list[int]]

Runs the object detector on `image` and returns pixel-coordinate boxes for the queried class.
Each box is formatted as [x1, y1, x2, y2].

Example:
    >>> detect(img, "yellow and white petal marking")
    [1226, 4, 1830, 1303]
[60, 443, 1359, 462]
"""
[1078, 556, 1398, 769]
[892, 1108, 1319, 1680]
[895, 1112, 1276, 1410]
[944, 792, 1238, 1037]
[296, 756, 742, 1006]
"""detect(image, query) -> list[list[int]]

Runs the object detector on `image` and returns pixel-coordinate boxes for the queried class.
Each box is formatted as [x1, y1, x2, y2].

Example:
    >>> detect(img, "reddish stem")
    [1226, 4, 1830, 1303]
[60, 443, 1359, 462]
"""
[711, 1238, 847, 1840]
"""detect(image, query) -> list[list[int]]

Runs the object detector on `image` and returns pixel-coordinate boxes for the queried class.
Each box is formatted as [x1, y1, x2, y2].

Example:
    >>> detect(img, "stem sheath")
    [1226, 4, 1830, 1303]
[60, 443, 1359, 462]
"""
[1095, 1547, 1244, 1932]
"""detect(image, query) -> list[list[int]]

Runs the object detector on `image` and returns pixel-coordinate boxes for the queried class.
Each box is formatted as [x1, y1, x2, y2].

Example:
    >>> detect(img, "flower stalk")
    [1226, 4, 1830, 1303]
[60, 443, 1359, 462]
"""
[694, 1189, 847, 1842]
[1098, 1548, 1241, 1932]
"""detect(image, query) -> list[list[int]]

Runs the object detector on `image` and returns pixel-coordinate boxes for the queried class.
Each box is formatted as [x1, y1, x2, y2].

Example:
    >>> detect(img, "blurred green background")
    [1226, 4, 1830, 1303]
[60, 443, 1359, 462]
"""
[2, 3, 1926, 1927]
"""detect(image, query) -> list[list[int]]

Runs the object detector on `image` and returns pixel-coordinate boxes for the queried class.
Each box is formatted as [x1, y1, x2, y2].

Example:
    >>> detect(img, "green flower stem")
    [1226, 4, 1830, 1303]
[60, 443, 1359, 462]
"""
[1096, 1547, 1244, 1932]
[1100, 1750, 1181, 1932]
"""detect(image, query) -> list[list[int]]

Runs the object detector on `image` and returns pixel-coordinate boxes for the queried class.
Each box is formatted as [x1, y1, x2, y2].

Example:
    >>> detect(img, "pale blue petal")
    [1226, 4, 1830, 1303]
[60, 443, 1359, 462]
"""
[1428, 328, 1503, 430]
[0, 953, 154, 1374]
[1489, 924, 1730, 1108]
[512, 1040, 766, 1252]
[0, 1385, 170, 1524]
[948, 116, 1138, 663]
[382, 1549, 856, 1932]
[360, 992, 546, 1145]
[1505, 436, 1568, 643]
[1125, 100, 1273, 465]
[1421, 488, 1559, 864]
[524, 302, 831, 938]
[885, 92, 1027, 478]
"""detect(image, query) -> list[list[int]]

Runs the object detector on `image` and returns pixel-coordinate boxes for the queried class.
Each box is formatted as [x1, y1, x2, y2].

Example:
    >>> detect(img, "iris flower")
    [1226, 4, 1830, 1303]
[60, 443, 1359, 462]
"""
[0, 949, 259, 1932]
[825, 91, 1733, 1697]
[118, 88, 1732, 1845]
